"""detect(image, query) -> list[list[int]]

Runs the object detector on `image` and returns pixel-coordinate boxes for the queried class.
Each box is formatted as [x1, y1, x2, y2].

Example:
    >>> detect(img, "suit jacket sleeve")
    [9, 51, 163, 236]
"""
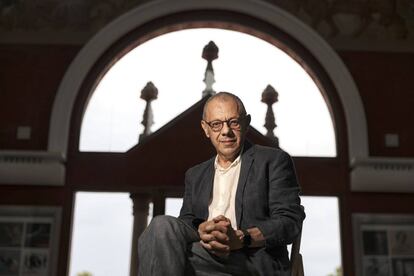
[254, 150, 305, 248]
[178, 169, 205, 231]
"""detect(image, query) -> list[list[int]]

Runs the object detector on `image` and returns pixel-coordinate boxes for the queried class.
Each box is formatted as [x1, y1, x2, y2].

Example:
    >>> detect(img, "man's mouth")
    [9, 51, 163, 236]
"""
[221, 140, 236, 144]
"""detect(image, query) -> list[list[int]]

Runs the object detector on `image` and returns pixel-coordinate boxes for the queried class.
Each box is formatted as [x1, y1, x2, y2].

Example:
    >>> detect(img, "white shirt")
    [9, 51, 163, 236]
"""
[207, 154, 242, 229]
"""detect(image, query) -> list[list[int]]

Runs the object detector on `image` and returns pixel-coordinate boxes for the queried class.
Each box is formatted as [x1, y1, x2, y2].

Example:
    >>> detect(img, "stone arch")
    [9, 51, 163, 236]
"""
[49, 0, 367, 163]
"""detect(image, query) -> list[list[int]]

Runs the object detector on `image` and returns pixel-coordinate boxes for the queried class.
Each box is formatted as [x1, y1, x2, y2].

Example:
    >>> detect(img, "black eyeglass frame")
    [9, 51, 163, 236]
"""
[203, 114, 250, 132]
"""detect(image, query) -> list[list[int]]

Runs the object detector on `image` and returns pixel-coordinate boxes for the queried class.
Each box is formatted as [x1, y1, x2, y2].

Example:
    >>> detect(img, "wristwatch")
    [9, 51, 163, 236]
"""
[242, 229, 252, 248]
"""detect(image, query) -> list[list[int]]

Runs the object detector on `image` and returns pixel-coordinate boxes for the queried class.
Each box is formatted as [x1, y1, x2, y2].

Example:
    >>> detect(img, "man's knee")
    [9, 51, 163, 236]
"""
[141, 215, 180, 238]
[150, 215, 177, 226]
[139, 216, 173, 247]
[148, 215, 181, 232]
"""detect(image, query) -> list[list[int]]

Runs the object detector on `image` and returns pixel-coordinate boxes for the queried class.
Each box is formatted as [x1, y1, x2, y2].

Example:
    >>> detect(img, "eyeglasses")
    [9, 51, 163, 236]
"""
[203, 115, 249, 132]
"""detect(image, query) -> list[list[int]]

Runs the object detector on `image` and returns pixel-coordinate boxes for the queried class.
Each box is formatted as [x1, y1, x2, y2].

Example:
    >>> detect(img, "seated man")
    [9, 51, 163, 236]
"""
[138, 92, 305, 276]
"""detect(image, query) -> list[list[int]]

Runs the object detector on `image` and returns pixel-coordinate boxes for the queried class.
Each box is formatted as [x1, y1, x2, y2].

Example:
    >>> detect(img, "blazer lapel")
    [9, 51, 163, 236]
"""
[235, 142, 255, 228]
[198, 158, 215, 219]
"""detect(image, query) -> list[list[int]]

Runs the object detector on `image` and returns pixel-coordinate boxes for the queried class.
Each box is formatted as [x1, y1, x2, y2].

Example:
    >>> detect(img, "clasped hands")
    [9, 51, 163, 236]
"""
[198, 215, 243, 257]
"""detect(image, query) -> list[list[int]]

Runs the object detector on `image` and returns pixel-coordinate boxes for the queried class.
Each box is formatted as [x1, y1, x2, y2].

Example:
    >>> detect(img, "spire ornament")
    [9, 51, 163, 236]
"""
[261, 84, 279, 147]
[202, 41, 218, 97]
[139, 81, 158, 141]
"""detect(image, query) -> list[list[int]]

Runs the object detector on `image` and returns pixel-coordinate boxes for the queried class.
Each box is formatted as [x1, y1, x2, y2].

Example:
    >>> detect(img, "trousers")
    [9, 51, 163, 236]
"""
[137, 215, 290, 276]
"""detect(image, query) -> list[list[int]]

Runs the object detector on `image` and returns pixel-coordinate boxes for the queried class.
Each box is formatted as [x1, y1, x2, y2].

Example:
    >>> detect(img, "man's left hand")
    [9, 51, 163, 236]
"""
[211, 216, 244, 251]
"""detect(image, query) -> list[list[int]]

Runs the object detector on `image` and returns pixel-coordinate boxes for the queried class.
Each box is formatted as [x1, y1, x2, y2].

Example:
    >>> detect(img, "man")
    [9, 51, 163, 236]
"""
[138, 92, 305, 275]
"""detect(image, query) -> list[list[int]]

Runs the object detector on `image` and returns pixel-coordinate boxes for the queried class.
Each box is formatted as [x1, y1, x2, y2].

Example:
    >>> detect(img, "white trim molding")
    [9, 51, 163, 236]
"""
[0, 151, 65, 186]
[351, 157, 414, 192]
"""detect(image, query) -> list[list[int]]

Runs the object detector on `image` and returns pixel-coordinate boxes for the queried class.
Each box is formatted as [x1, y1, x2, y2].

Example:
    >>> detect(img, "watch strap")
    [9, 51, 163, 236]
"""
[242, 229, 252, 248]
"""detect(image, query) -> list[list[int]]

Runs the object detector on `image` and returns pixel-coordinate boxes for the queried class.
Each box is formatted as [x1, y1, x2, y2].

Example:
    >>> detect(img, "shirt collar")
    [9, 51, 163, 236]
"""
[214, 152, 242, 173]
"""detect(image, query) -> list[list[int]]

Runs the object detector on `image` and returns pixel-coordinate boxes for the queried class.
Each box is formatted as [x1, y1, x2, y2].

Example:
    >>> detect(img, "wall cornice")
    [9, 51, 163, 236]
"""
[351, 157, 414, 192]
[0, 150, 65, 186]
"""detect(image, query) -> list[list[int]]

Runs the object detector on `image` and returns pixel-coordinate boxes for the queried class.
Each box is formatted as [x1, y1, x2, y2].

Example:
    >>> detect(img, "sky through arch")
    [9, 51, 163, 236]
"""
[79, 28, 336, 157]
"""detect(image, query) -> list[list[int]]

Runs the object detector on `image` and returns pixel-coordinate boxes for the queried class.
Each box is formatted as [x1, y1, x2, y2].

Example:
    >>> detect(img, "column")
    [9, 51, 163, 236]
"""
[129, 193, 151, 276]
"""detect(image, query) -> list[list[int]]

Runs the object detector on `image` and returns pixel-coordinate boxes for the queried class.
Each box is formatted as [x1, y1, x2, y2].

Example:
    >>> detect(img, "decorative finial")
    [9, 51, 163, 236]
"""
[261, 84, 279, 147]
[202, 41, 218, 97]
[139, 82, 158, 141]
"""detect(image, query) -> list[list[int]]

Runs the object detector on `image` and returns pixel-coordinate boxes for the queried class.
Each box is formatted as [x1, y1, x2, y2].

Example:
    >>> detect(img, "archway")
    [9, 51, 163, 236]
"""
[50, 0, 367, 163]
[79, 28, 337, 157]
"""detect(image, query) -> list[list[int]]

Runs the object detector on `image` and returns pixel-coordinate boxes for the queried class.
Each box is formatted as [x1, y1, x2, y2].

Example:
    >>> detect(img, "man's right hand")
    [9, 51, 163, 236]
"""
[198, 215, 231, 256]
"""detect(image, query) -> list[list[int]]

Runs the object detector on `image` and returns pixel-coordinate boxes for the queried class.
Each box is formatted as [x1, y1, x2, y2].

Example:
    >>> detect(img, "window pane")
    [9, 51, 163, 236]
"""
[69, 192, 133, 276]
[301, 196, 342, 276]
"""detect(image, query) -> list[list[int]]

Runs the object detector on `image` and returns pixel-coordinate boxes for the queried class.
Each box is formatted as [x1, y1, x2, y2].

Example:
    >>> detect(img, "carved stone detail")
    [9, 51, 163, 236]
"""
[139, 82, 158, 141]
[261, 84, 279, 146]
[202, 41, 219, 97]
[265, 0, 412, 40]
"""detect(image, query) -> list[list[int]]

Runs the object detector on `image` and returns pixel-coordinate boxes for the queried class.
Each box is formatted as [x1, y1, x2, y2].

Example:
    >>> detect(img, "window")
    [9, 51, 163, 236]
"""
[69, 192, 133, 276]
[80, 28, 336, 157]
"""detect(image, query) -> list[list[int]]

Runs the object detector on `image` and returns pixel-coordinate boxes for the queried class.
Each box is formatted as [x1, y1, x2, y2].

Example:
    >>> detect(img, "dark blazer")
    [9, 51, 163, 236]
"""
[179, 142, 305, 272]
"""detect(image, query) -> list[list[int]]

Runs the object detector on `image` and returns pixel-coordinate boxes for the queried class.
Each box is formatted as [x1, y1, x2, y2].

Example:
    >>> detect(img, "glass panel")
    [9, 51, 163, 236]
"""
[69, 192, 133, 276]
[301, 196, 342, 276]
[165, 198, 183, 218]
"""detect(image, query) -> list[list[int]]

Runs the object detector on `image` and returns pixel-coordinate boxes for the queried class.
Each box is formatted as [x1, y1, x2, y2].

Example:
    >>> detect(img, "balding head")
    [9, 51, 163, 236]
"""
[202, 92, 247, 120]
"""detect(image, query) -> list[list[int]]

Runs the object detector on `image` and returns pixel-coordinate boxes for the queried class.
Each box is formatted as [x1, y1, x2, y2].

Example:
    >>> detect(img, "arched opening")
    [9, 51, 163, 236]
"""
[79, 28, 337, 157]
[70, 25, 342, 274]
[50, 0, 367, 162]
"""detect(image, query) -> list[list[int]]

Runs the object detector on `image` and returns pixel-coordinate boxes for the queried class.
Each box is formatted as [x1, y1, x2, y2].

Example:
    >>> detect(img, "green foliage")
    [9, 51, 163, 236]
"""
[77, 272, 93, 276]
[327, 266, 342, 276]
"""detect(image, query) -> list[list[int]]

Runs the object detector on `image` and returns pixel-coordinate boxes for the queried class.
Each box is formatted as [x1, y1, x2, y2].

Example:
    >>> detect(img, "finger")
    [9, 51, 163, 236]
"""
[200, 233, 216, 243]
[198, 221, 210, 234]
[211, 230, 229, 243]
[213, 215, 228, 223]
[213, 221, 230, 233]
[205, 222, 216, 232]
[235, 229, 244, 237]
[200, 240, 212, 250]
[217, 220, 230, 226]
[209, 240, 230, 252]
[198, 222, 213, 235]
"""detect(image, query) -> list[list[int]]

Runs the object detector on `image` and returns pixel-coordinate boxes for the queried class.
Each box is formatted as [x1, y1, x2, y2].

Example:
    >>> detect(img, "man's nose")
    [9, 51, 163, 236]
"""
[221, 122, 233, 135]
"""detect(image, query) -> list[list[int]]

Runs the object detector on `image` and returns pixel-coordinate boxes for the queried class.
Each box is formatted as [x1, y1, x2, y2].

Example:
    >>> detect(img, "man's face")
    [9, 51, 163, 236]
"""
[201, 98, 250, 162]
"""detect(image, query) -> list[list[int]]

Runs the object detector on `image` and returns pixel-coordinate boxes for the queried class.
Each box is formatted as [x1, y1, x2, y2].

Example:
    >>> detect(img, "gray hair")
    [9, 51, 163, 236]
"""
[202, 92, 247, 120]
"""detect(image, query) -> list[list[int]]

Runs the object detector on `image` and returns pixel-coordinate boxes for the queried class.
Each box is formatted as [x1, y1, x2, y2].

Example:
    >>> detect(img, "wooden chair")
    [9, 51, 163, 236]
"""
[290, 229, 304, 276]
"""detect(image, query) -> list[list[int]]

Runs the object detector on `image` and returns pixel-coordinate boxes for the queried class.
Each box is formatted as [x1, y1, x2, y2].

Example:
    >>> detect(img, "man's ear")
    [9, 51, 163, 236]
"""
[245, 114, 251, 127]
[201, 120, 210, 138]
